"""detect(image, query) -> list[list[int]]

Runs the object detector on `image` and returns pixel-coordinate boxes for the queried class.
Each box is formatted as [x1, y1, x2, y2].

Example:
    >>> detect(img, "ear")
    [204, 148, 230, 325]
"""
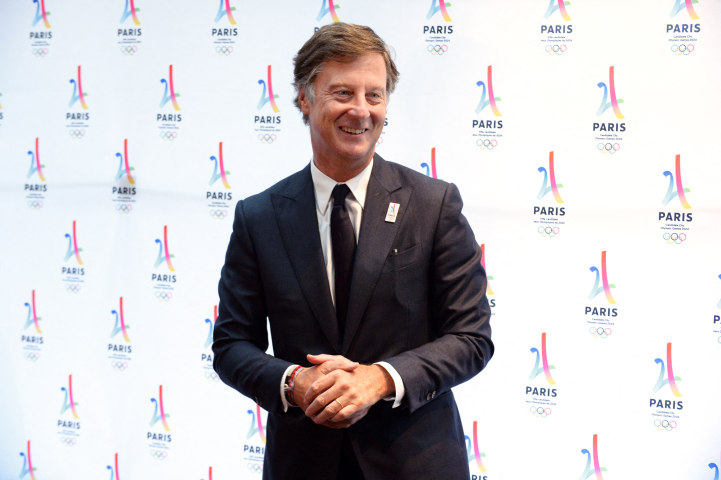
[298, 90, 311, 115]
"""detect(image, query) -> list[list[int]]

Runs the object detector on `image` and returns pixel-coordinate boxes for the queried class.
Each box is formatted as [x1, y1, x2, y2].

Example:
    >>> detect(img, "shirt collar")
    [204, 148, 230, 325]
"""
[310, 158, 374, 215]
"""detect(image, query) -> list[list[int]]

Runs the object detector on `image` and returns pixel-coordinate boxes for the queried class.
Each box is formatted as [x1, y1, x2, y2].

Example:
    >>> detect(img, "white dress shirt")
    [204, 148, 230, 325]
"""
[279, 159, 406, 411]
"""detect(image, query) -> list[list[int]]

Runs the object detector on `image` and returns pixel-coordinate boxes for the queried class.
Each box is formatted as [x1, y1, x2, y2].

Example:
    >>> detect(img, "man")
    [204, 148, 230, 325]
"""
[213, 23, 493, 479]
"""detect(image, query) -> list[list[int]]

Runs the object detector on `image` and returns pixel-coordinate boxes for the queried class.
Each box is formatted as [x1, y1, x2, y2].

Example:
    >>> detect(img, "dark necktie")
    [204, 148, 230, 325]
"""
[331, 184, 356, 341]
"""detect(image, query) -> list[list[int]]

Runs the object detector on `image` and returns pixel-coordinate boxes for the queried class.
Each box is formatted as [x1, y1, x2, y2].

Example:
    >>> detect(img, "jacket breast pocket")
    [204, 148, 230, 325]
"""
[381, 244, 423, 274]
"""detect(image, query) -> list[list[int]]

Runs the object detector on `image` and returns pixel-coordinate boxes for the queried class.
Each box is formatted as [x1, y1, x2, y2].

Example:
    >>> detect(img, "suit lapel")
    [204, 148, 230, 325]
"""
[342, 155, 413, 354]
[271, 166, 341, 353]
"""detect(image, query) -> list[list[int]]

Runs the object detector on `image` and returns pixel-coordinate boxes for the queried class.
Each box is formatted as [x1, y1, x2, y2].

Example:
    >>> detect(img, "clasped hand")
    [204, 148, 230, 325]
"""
[292, 354, 394, 429]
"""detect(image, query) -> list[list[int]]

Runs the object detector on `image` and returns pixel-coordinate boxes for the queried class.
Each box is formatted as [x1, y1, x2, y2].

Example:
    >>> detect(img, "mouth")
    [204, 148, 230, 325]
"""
[339, 126, 368, 135]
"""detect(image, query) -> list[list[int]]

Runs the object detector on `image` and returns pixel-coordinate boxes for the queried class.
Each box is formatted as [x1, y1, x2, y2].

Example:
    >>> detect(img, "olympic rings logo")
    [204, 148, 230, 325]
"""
[530, 406, 551, 418]
[33, 48, 49, 57]
[247, 463, 263, 473]
[209, 209, 228, 220]
[59, 437, 77, 446]
[27, 200, 44, 210]
[120, 46, 138, 55]
[597, 143, 620, 154]
[590, 327, 612, 339]
[545, 44, 567, 55]
[538, 226, 560, 237]
[476, 139, 498, 150]
[65, 284, 81, 293]
[160, 131, 178, 141]
[149, 450, 168, 459]
[204, 371, 220, 382]
[69, 129, 86, 139]
[427, 45, 448, 55]
[24, 352, 41, 362]
[671, 44, 694, 55]
[155, 291, 173, 301]
[663, 232, 686, 244]
[111, 361, 129, 371]
[258, 134, 276, 144]
[654, 419, 677, 431]
[116, 204, 133, 214]
[216, 46, 234, 56]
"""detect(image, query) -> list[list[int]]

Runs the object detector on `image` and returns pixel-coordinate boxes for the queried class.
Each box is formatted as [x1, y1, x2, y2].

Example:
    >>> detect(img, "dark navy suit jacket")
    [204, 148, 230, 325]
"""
[213, 154, 493, 479]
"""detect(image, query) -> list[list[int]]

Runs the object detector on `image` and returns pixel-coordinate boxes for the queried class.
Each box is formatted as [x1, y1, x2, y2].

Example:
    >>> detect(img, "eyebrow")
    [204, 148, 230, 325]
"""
[328, 83, 386, 93]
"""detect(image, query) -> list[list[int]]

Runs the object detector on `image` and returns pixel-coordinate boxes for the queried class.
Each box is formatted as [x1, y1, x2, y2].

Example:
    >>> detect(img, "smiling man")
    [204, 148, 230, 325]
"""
[213, 23, 494, 479]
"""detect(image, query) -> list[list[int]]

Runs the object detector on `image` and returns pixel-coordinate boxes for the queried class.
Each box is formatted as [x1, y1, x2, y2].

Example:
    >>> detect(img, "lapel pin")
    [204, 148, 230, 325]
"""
[385, 203, 400, 223]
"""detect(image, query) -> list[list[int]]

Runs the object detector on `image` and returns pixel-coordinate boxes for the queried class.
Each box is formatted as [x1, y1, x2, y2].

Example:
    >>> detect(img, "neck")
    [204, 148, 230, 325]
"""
[312, 152, 374, 183]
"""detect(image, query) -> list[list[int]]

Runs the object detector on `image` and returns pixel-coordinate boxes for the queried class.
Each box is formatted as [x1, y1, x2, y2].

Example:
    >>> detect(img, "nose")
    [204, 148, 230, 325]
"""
[346, 93, 370, 120]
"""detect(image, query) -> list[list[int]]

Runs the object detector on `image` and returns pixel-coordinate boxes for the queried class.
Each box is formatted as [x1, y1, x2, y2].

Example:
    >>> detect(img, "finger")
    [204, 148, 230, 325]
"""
[305, 383, 345, 418]
[307, 354, 358, 371]
[329, 403, 359, 423]
[317, 359, 359, 375]
[312, 397, 349, 424]
[303, 374, 337, 407]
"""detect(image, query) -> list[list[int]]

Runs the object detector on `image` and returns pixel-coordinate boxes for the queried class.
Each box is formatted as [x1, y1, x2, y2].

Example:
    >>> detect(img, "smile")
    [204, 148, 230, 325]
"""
[339, 127, 367, 135]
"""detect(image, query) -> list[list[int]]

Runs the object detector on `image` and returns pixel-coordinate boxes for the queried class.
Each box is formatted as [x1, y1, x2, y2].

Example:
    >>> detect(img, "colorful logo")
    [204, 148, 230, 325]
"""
[579, 434, 607, 480]
[106, 453, 120, 480]
[543, 0, 571, 20]
[653, 342, 682, 397]
[465, 421, 488, 472]
[149, 385, 170, 431]
[18, 440, 38, 480]
[31, 0, 51, 28]
[709, 450, 719, 480]
[68, 66, 88, 109]
[670, 0, 699, 19]
[317, 0, 340, 22]
[215, 0, 236, 24]
[257, 66, 280, 113]
[154, 226, 175, 271]
[159, 65, 181, 111]
[24, 290, 42, 333]
[475, 66, 502, 116]
[480, 244, 494, 295]
[115, 139, 136, 184]
[529, 332, 556, 384]
[26, 138, 46, 181]
[111, 297, 131, 342]
[209, 142, 231, 188]
[59, 374, 79, 418]
[204, 305, 217, 348]
[662, 154, 691, 209]
[64, 221, 84, 265]
[588, 251, 616, 304]
[426, 0, 452, 21]
[537, 151, 564, 203]
[121, 0, 140, 24]
[596, 66, 624, 119]
[246, 404, 267, 444]
[421, 147, 441, 179]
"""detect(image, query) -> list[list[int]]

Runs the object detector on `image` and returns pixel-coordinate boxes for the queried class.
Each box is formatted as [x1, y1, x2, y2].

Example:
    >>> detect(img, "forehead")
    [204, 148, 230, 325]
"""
[316, 53, 387, 89]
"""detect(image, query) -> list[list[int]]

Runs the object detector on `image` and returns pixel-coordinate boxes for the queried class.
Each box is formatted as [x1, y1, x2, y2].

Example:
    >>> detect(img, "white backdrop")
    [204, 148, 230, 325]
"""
[1, 0, 720, 479]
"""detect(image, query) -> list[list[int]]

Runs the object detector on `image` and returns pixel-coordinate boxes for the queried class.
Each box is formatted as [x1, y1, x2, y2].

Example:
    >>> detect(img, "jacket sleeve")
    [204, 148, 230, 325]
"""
[384, 182, 494, 413]
[213, 200, 292, 414]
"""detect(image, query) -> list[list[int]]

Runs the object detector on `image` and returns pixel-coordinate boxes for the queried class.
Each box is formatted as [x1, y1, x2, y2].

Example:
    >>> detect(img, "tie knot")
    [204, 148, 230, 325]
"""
[332, 184, 352, 206]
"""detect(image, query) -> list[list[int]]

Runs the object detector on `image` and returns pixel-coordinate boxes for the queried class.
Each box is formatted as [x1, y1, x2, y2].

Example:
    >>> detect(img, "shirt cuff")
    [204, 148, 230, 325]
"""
[280, 364, 298, 412]
[374, 361, 405, 408]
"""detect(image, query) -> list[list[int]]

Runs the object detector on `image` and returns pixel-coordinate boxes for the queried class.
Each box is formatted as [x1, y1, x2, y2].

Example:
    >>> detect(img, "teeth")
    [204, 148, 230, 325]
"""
[341, 127, 364, 134]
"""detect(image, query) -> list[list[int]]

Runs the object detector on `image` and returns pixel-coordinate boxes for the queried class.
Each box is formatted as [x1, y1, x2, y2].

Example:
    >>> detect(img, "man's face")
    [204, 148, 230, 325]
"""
[300, 54, 387, 168]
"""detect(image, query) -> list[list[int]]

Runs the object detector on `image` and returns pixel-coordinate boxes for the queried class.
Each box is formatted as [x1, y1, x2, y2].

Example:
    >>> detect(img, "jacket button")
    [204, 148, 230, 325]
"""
[426, 392, 432, 401]
[431, 391, 436, 399]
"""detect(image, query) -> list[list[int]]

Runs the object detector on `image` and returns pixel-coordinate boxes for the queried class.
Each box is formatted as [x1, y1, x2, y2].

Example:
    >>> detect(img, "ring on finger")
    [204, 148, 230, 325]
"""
[334, 399, 344, 409]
